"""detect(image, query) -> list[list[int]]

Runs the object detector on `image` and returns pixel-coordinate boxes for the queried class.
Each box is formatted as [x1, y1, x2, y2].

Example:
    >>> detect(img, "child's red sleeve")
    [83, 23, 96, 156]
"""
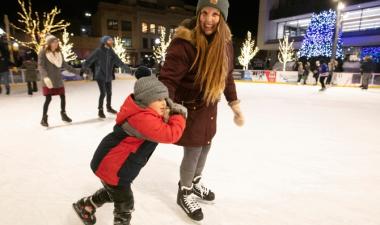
[128, 112, 186, 143]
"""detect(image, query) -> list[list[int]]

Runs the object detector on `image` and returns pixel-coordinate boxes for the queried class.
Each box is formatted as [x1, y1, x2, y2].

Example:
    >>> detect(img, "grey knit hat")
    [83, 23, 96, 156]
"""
[196, 0, 229, 21]
[134, 76, 169, 107]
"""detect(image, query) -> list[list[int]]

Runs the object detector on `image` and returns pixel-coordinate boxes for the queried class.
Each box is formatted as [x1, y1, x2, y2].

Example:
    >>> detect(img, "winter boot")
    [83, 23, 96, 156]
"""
[98, 109, 106, 118]
[61, 111, 72, 123]
[192, 176, 215, 201]
[177, 183, 203, 221]
[107, 106, 118, 114]
[72, 197, 97, 225]
[41, 115, 49, 127]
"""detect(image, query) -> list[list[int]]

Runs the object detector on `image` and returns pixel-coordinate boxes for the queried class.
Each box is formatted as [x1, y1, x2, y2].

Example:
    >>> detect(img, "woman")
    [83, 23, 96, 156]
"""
[38, 34, 80, 127]
[158, 0, 244, 221]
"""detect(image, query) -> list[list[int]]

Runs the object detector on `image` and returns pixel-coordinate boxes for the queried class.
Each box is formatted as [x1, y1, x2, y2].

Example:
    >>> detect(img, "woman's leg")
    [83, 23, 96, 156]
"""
[60, 94, 66, 112]
[43, 95, 52, 116]
[180, 147, 203, 188]
[96, 80, 106, 110]
[194, 145, 211, 178]
[27, 82, 33, 95]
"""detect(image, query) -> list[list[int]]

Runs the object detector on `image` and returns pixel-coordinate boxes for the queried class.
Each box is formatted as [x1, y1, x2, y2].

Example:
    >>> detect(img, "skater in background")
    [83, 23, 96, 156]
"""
[82, 36, 130, 119]
[297, 61, 304, 85]
[318, 60, 329, 91]
[158, 0, 244, 221]
[0, 35, 12, 95]
[21, 51, 38, 95]
[73, 76, 187, 225]
[303, 61, 311, 85]
[312, 60, 320, 85]
[360, 56, 374, 90]
[326, 60, 336, 86]
[38, 34, 80, 127]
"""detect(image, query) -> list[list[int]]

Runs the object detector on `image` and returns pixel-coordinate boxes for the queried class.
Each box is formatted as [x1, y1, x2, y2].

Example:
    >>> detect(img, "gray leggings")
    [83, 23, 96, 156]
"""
[180, 145, 211, 188]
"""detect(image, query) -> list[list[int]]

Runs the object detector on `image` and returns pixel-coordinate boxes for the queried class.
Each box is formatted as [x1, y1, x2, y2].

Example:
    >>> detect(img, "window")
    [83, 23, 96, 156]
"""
[142, 38, 148, 49]
[151, 38, 156, 49]
[157, 25, 165, 34]
[107, 19, 118, 30]
[150, 24, 156, 34]
[122, 21, 132, 31]
[276, 18, 310, 39]
[342, 7, 380, 32]
[142, 22, 148, 33]
[124, 37, 132, 48]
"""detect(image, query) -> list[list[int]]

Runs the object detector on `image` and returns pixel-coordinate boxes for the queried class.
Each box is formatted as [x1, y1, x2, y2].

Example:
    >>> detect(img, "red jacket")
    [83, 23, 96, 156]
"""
[90, 95, 186, 187]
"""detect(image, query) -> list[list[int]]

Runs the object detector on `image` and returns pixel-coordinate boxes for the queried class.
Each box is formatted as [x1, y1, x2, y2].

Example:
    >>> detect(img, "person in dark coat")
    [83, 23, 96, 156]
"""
[82, 36, 130, 118]
[0, 36, 12, 95]
[72, 76, 186, 225]
[318, 60, 329, 91]
[38, 34, 80, 127]
[303, 61, 311, 85]
[158, 0, 244, 221]
[21, 51, 38, 95]
[360, 56, 374, 90]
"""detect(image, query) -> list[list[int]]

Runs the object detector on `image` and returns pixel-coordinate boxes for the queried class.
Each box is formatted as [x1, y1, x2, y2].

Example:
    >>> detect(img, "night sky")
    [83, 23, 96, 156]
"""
[1, 0, 259, 39]
[0, 0, 373, 39]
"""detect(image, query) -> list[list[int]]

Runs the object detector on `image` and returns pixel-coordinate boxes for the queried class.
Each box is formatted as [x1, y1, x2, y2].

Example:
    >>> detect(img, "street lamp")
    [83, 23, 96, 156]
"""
[330, 0, 345, 81]
[84, 12, 92, 17]
[154, 38, 160, 45]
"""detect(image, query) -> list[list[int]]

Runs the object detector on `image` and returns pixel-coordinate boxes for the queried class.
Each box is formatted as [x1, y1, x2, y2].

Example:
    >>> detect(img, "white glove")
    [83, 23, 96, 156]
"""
[229, 101, 244, 127]
[44, 77, 53, 89]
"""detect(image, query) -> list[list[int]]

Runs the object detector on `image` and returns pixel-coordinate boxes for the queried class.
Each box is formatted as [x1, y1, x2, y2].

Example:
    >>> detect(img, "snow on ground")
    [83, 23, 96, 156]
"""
[0, 80, 380, 225]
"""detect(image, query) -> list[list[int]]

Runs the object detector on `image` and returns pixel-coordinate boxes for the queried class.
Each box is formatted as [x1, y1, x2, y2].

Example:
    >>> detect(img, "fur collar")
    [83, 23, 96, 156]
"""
[45, 51, 63, 68]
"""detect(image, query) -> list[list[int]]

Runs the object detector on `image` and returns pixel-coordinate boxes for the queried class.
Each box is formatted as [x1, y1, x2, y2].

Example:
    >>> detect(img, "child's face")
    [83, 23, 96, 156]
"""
[148, 99, 167, 116]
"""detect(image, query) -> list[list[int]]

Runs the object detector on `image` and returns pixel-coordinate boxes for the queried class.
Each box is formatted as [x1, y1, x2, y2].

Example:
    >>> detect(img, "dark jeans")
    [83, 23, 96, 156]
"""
[27, 81, 38, 94]
[97, 80, 112, 110]
[326, 72, 333, 85]
[362, 73, 371, 89]
[91, 182, 134, 225]
[320, 76, 327, 89]
[43, 94, 66, 116]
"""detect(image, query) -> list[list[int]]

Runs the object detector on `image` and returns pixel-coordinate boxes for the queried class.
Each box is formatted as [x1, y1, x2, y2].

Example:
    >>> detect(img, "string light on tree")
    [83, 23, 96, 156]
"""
[278, 35, 295, 71]
[153, 27, 172, 64]
[114, 36, 127, 73]
[11, 0, 70, 53]
[60, 29, 77, 61]
[299, 9, 343, 59]
[238, 31, 259, 71]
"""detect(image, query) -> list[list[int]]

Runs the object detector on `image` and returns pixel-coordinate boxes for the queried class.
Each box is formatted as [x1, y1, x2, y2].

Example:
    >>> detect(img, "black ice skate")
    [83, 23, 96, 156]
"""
[72, 197, 97, 225]
[61, 111, 72, 123]
[177, 184, 204, 221]
[98, 109, 106, 118]
[192, 176, 215, 202]
[107, 106, 118, 114]
[41, 115, 49, 127]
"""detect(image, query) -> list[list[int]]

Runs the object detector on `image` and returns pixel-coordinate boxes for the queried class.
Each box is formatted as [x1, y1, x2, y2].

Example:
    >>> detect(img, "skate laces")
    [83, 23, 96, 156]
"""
[195, 182, 210, 198]
[184, 194, 201, 213]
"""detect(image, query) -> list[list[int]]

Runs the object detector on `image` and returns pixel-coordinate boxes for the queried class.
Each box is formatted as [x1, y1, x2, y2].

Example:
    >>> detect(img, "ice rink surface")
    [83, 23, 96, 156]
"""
[1, 79, 379, 225]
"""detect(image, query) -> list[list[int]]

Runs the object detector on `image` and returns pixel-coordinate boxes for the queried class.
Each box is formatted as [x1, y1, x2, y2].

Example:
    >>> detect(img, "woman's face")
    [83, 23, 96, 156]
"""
[50, 39, 59, 51]
[199, 6, 221, 36]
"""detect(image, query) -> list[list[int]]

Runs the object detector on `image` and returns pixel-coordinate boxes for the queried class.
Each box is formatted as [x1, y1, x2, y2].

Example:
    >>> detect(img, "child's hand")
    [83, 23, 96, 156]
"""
[166, 98, 187, 118]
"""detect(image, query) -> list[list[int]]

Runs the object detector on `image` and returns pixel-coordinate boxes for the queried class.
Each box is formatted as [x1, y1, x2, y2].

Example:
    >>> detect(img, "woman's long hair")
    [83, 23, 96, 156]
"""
[191, 16, 231, 105]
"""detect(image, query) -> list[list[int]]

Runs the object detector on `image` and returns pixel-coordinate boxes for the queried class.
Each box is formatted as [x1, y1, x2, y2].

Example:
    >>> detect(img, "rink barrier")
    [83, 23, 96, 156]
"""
[233, 70, 380, 87]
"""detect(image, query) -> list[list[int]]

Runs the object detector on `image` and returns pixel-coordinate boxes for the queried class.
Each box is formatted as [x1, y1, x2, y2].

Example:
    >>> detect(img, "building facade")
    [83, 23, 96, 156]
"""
[73, 0, 195, 66]
[258, 0, 380, 62]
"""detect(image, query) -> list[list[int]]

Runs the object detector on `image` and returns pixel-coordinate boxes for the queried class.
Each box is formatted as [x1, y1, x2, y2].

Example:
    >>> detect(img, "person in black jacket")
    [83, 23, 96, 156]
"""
[360, 56, 374, 90]
[82, 36, 130, 118]
[0, 36, 12, 95]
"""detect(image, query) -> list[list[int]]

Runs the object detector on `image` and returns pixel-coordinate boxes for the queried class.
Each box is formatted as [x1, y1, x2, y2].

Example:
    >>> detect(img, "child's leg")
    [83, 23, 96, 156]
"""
[103, 183, 134, 225]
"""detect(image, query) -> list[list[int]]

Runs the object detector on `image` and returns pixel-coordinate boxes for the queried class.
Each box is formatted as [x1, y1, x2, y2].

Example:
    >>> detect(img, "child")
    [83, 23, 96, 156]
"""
[73, 76, 187, 225]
